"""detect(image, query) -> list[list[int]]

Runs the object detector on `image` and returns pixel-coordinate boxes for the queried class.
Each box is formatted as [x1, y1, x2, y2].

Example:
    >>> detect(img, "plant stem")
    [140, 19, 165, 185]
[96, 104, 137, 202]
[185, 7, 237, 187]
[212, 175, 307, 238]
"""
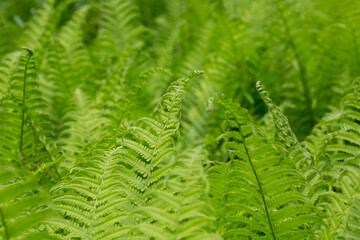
[239, 126, 276, 240]
[19, 52, 32, 160]
[0, 207, 10, 240]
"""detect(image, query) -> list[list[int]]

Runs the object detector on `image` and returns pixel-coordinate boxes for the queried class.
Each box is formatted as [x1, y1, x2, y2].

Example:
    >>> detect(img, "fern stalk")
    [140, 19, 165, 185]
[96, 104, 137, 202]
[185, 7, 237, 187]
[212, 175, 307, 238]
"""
[19, 49, 33, 158]
[0, 207, 9, 240]
[238, 116, 277, 240]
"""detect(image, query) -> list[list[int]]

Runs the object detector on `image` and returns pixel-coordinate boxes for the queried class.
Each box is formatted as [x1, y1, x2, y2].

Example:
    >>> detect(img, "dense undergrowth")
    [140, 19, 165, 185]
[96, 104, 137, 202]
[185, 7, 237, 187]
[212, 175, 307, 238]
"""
[0, 0, 360, 239]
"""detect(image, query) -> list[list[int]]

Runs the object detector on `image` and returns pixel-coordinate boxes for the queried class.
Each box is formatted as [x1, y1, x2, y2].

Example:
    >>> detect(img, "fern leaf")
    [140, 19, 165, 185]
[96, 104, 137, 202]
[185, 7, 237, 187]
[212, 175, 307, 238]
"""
[316, 78, 360, 238]
[0, 49, 58, 181]
[208, 99, 322, 239]
[50, 147, 129, 240]
[131, 147, 220, 239]
[0, 166, 58, 239]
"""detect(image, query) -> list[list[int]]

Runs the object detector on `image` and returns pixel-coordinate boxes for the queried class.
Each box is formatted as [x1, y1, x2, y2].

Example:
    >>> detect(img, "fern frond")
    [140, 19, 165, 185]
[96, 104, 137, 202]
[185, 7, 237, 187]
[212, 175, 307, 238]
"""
[51, 71, 203, 239]
[0, 51, 21, 97]
[264, 0, 322, 139]
[0, 166, 59, 239]
[95, 0, 145, 59]
[21, 0, 56, 60]
[55, 5, 92, 92]
[50, 146, 129, 240]
[256, 81, 311, 165]
[316, 78, 360, 238]
[208, 99, 322, 239]
[57, 89, 109, 168]
[130, 147, 221, 239]
[118, 70, 204, 199]
[0, 49, 57, 179]
[103, 67, 172, 129]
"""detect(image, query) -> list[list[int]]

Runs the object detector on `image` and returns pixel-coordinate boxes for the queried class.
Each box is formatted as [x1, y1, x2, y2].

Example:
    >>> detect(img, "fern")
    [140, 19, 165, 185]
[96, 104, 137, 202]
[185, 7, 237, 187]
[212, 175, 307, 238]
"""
[131, 147, 221, 240]
[315, 78, 360, 239]
[95, 0, 145, 59]
[117, 70, 203, 197]
[55, 5, 92, 92]
[1, 1, 360, 239]
[0, 166, 58, 240]
[208, 99, 322, 239]
[57, 89, 109, 160]
[0, 49, 56, 177]
[50, 71, 203, 239]
[0, 52, 21, 97]
[50, 145, 128, 239]
[21, 0, 56, 62]
[256, 81, 311, 167]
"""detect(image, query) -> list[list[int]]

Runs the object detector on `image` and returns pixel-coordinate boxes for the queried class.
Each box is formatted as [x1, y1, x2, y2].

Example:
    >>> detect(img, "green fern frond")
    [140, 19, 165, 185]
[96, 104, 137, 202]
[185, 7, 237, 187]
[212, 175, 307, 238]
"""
[264, 0, 322, 139]
[56, 5, 92, 91]
[57, 89, 109, 168]
[0, 166, 59, 240]
[50, 71, 203, 239]
[0, 52, 21, 97]
[50, 146, 129, 240]
[316, 78, 360, 238]
[95, 0, 145, 59]
[118, 70, 204, 198]
[130, 147, 221, 239]
[256, 81, 311, 165]
[21, 0, 56, 56]
[0, 49, 56, 178]
[208, 99, 322, 239]
[103, 66, 172, 129]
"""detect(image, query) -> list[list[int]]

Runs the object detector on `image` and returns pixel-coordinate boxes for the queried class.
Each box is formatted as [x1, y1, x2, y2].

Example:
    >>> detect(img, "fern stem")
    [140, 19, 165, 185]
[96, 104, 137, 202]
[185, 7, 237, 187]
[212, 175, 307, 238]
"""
[239, 127, 276, 240]
[0, 207, 10, 240]
[19, 52, 32, 159]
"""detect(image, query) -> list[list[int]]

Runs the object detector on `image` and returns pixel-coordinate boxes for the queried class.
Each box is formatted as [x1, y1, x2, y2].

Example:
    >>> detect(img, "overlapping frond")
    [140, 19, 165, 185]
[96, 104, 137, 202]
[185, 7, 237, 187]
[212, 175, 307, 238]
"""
[316, 78, 360, 238]
[0, 166, 59, 239]
[208, 99, 322, 239]
[0, 1, 359, 239]
[55, 5, 92, 92]
[256, 81, 312, 167]
[103, 67, 173, 129]
[95, 0, 145, 59]
[57, 89, 109, 169]
[50, 144, 129, 240]
[118, 70, 204, 199]
[0, 49, 56, 176]
[131, 147, 221, 240]
[50, 71, 203, 239]
[0, 51, 21, 97]
[22, 0, 56, 59]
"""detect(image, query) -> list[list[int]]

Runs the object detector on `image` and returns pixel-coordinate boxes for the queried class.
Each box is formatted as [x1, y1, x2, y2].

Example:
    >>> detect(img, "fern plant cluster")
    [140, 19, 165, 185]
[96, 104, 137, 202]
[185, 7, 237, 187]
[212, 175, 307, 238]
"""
[0, 0, 360, 239]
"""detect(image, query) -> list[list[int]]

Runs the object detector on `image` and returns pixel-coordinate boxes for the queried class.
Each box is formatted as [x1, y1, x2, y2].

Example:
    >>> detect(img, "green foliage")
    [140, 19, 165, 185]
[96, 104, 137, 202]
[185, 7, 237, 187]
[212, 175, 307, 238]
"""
[209, 99, 322, 239]
[0, 0, 359, 239]
[0, 166, 58, 240]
